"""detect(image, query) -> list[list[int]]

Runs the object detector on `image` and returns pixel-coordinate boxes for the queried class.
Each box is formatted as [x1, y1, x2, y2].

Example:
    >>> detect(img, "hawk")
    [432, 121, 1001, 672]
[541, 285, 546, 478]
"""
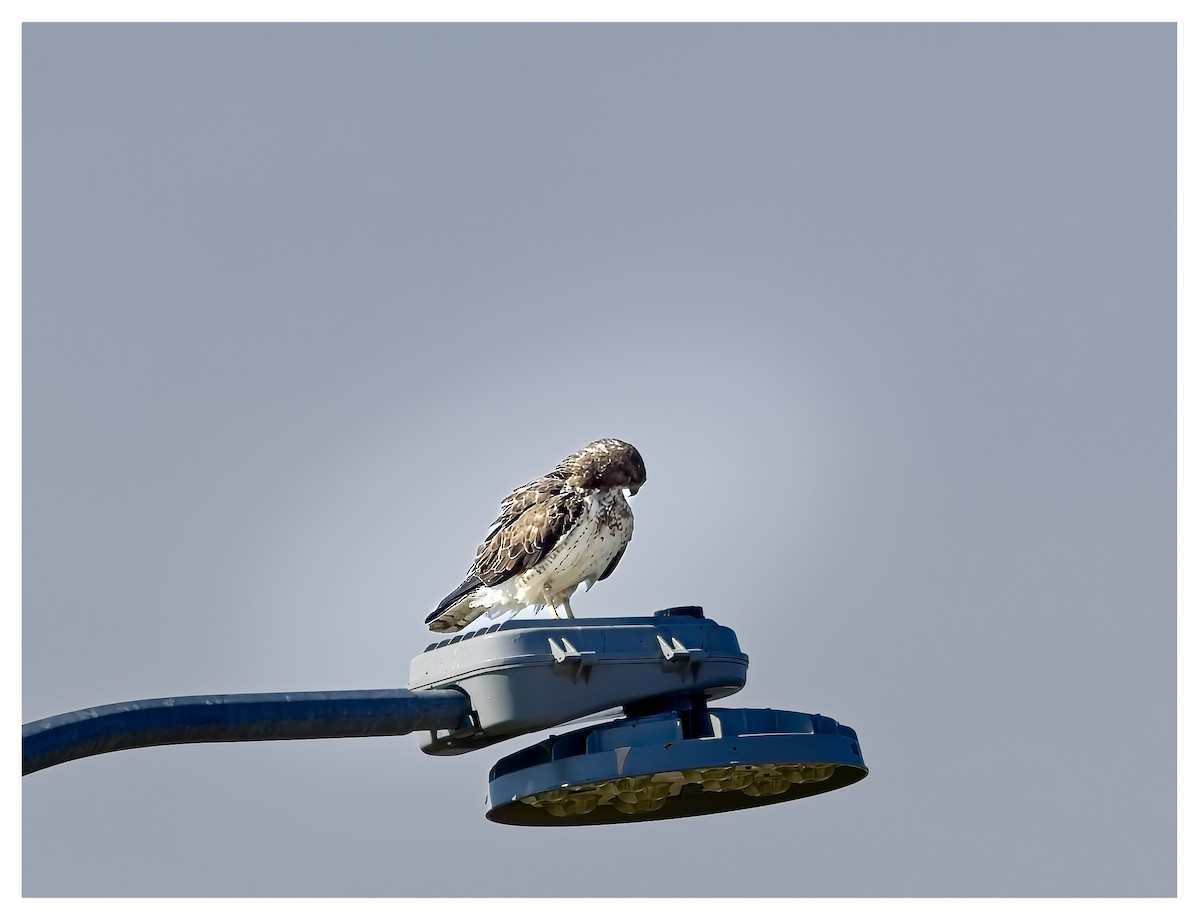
[425, 438, 647, 634]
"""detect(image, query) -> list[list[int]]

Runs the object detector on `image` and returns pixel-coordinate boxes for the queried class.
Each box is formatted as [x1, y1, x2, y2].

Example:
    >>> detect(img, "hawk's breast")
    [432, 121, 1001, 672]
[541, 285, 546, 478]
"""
[512, 487, 633, 603]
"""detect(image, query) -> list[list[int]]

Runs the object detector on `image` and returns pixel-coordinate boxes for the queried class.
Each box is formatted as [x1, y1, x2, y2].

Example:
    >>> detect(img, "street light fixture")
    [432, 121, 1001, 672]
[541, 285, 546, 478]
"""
[23, 606, 868, 825]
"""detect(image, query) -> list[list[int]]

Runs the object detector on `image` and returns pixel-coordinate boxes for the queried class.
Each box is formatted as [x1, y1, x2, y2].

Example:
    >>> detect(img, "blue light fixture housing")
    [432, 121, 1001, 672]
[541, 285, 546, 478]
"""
[486, 705, 866, 826]
[409, 605, 869, 825]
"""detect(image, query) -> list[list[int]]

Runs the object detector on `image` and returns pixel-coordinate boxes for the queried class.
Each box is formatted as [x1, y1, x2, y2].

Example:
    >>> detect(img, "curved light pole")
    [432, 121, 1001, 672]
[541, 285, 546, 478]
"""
[23, 688, 471, 775]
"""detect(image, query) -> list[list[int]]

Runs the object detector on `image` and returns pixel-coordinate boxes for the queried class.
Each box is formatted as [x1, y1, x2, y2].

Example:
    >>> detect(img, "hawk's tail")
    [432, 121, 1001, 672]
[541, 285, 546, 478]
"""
[425, 575, 486, 634]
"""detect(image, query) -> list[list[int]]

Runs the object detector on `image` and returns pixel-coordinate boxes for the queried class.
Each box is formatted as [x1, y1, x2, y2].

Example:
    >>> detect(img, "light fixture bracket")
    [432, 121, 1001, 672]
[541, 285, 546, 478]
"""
[408, 606, 747, 754]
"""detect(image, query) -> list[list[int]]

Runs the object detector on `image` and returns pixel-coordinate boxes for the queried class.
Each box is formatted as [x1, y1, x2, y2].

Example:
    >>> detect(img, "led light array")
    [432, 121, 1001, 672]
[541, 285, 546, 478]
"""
[519, 762, 837, 818]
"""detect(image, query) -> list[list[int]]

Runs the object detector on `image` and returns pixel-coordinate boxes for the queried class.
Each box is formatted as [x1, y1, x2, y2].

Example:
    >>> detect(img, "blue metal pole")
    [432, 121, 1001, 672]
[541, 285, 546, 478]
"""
[22, 688, 472, 775]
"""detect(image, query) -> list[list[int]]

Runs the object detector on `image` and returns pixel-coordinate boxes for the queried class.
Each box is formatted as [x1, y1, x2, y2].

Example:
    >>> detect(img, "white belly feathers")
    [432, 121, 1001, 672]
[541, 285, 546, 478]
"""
[472, 488, 633, 613]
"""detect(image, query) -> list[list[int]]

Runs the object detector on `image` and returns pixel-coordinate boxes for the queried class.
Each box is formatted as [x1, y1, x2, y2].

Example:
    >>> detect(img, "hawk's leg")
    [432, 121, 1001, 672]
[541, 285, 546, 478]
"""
[561, 597, 576, 619]
[542, 586, 564, 619]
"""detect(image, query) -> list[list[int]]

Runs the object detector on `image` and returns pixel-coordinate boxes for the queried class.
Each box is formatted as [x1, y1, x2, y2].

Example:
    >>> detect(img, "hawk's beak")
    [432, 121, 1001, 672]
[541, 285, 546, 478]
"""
[627, 484, 640, 497]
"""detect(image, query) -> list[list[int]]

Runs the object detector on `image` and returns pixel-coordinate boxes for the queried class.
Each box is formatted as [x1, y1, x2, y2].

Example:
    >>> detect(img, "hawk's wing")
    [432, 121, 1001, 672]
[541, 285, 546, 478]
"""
[473, 478, 586, 585]
[425, 478, 586, 621]
[596, 544, 627, 583]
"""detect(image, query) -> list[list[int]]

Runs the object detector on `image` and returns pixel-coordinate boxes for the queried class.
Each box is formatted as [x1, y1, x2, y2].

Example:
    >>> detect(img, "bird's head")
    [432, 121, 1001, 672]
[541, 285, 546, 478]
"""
[555, 438, 647, 496]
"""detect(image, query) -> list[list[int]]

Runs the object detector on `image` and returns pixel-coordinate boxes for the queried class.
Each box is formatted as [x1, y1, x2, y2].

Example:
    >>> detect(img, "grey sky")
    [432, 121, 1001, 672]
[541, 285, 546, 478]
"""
[22, 23, 1175, 897]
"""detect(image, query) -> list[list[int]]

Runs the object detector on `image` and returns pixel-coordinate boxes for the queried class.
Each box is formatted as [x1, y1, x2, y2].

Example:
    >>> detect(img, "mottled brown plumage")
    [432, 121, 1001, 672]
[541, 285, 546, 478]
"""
[425, 439, 647, 633]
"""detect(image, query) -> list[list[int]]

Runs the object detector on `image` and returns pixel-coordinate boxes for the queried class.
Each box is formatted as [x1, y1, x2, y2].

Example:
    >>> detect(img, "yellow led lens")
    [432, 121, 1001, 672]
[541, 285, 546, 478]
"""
[784, 763, 835, 783]
[543, 792, 602, 817]
[743, 775, 791, 797]
[518, 762, 839, 815]
[612, 795, 667, 815]
[702, 767, 755, 791]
